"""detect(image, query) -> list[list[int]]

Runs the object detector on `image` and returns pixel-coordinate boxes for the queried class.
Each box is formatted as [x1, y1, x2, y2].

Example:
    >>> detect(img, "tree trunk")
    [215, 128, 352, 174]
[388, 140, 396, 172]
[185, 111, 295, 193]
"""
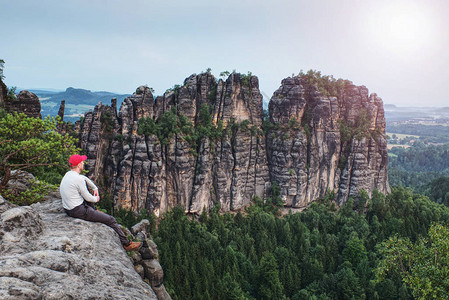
[0, 166, 11, 190]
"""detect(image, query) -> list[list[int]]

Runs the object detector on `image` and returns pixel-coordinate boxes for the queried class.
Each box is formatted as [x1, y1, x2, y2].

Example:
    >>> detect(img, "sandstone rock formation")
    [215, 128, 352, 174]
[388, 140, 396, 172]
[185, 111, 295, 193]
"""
[0, 78, 7, 108]
[78, 73, 270, 215]
[76, 72, 390, 214]
[130, 220, 171, 300]
[267, 77, 390, 206]
[0, 194, 167, 299]
[55, 100, 67, 133]
[58, 100, 65, 119]
[4, 90, 42, 118]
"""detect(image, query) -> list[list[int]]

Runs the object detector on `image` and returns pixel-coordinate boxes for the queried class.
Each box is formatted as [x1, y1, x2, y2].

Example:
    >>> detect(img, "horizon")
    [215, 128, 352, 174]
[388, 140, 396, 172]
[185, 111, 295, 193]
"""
[19, 85, 449, 109]
[1, 0, 448, 107]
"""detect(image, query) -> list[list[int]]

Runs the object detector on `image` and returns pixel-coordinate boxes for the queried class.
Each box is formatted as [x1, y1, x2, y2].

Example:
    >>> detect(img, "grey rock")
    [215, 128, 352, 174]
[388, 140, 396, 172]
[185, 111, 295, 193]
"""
[135, 264, 145, 279]
[152, 284, 172, 300]
[139, 244, 156, 260]
[267, 76, 390, 207]
[0, 195, 16, 214]
[0, 78, 7, 107]
[0, 198, 158, 299]
[128, 251, 143, 264]
[136, 232, 158, 260]
[0, 277, 42, 300]
[79, 72, 270, 214]
[131, 219, 152, 236]
[142, 259, 164, 287]
[122, 226, 133, 239]
[136, 231, 147, 242]
[56, 100, 68, 133]
[147, 239, 159, 259]
[4, 90, 42, 119]
[5, 170, 35, 193]
[0, 206, 43, 254]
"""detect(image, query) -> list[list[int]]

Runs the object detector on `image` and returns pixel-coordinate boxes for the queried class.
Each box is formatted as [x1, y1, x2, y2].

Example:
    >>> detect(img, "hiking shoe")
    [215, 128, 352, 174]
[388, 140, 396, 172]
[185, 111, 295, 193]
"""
[124, 241, 142, 251]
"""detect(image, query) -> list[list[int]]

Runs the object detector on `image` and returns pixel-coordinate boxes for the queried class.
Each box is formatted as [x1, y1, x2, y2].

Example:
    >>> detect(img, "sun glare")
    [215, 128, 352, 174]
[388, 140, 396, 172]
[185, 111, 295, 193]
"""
[365, 2, 436, 58]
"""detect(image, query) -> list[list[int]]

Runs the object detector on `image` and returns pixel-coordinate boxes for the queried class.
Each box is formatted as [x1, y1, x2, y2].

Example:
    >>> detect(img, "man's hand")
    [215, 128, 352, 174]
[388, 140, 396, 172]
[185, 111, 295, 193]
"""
[93, 190, 100, 202]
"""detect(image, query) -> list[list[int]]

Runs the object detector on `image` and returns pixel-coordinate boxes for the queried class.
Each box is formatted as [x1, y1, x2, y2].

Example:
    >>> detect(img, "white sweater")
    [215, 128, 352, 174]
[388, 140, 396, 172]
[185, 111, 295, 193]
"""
[60, 170, 99, 210]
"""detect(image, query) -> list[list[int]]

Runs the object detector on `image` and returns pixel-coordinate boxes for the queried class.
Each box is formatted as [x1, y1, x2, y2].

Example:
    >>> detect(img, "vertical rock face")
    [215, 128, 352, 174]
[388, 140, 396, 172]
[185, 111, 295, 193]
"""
[210, 74, 269, 211]
[4, 90, 42, 118]
[78, 101, 120, 190]
[56, 100, 67, 133]
[267, 77, 390, 207]
[79, 73, 269, 215]
[77, 72, 389, 214]
[0, 78, 7, 108]
[58, 100, 65, 120]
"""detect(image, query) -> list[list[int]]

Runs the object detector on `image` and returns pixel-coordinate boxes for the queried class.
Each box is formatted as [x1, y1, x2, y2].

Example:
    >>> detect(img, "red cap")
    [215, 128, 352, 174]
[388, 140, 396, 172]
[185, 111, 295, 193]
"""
[69, 154, 87, 166]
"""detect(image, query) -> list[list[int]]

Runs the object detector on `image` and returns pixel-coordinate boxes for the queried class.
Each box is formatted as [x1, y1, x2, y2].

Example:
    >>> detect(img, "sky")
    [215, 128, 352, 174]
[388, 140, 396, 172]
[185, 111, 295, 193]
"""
[1, 0, 448, 107]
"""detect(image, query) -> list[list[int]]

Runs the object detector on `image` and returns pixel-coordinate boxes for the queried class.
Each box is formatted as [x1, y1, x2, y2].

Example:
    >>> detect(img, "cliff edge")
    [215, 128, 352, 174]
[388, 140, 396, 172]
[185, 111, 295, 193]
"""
[0, 194, 163, 299]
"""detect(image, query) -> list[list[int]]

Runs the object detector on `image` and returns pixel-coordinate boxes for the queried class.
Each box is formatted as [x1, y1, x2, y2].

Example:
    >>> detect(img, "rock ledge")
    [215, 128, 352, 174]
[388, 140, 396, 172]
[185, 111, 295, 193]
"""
[0, 195, 159, 300]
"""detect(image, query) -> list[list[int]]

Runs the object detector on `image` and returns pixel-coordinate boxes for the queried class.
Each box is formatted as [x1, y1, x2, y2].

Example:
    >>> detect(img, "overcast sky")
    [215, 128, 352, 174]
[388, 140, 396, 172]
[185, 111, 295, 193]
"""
[1, 0, 448, 106]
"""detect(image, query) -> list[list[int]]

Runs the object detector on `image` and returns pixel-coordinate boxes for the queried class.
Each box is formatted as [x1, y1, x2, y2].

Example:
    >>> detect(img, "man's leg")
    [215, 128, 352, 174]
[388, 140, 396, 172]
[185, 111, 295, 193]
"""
[84, 201, 96, 209]
[69, 203, 130, 246]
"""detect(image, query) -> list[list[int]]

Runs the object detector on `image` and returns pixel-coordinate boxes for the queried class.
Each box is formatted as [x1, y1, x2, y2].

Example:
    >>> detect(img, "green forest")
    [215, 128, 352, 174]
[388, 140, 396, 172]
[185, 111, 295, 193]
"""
[388, 142, 449, 205]
[148, 141, 449, 299]
[386, 124, 449, 144]
[153, 188, 449, 299]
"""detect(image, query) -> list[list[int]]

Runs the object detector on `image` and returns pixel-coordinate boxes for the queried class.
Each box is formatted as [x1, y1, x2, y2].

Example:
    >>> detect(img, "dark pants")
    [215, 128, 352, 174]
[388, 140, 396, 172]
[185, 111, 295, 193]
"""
[65, 201, 129, 246]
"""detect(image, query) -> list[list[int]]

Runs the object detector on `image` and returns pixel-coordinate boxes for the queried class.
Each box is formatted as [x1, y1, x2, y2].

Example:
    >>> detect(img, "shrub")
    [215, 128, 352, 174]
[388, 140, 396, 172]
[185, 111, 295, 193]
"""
[0, 112, 78, 191]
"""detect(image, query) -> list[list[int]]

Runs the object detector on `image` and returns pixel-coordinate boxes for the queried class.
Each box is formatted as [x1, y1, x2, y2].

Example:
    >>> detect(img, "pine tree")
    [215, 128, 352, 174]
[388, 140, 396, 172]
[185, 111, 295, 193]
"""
[257, 252, 284, 299]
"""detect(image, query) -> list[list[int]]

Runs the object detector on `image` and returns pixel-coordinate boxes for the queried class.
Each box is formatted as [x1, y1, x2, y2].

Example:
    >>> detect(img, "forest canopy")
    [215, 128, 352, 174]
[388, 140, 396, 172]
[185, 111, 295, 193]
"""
[153, 188, 449, 299]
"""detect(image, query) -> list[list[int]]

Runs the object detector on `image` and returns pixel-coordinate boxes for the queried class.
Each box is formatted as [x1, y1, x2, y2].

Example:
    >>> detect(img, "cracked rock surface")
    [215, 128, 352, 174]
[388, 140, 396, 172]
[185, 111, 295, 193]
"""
[0, 195, 157, 300]
[76, 72, 390, 214]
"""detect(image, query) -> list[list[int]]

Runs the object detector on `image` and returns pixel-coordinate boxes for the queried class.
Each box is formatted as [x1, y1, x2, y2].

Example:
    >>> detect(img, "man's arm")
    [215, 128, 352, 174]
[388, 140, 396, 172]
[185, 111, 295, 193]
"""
[77, 176, 99, 203]
[81, 175, 98, 192]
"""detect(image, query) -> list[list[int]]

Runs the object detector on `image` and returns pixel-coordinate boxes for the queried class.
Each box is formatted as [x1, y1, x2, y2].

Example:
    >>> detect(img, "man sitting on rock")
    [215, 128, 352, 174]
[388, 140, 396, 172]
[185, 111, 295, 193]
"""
[60, 154, 142, 251]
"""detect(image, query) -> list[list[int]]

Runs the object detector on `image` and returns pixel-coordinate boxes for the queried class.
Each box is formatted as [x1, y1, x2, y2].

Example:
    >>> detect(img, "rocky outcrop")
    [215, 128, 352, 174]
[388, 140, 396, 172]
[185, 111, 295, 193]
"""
[0, 78, 7, 108]
[78, 73, 270, 215]
[0, 194, 167, 299]
[129, 220, 171, 300]
[4, 90, 42, 118]
[56, 100, 67, 133]
[76, 72, 389, 214]
[267, 77, 390, 206]
[58, 100, 65, 120]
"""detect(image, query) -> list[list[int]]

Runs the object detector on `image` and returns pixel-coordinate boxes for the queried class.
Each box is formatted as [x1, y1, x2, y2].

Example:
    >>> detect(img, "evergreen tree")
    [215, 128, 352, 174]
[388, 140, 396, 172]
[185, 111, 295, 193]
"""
[257, 252, 284, 299]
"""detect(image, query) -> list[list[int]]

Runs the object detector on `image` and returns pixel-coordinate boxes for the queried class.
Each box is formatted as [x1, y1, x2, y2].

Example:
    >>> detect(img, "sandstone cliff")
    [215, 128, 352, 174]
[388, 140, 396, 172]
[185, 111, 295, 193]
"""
[4, 90, 42, 119]
[77, 72, 389, 214]
[78, 73, 270, 215]
[0, 78, 7, 108]
[0, 192, 170, 299]
[267, 77, 390, 206]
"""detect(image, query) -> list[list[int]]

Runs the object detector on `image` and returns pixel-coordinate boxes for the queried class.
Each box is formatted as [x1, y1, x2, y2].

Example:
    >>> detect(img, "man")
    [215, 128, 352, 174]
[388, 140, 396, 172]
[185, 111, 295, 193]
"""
[60, 154, 141, 251]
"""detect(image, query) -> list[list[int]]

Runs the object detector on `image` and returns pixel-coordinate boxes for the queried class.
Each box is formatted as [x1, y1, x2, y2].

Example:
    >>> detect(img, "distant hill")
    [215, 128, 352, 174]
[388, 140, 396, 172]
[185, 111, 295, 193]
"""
[384, 105, 449, 123]
[29, 87, 131, 123]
